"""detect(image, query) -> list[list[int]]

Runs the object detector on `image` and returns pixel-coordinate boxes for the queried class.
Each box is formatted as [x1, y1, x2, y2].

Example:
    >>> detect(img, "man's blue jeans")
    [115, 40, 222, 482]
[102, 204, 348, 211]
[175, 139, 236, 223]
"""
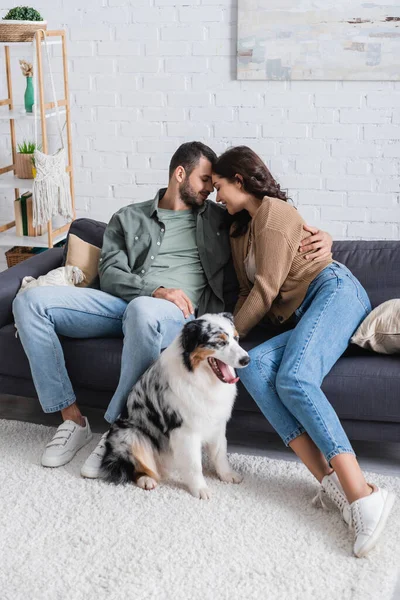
[239, 262, 372, 463]
[12, 289, 194, 424]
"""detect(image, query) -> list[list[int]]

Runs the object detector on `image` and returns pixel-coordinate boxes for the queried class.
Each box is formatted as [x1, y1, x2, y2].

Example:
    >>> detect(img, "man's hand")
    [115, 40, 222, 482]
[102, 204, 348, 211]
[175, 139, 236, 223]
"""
[152, 287, 194, 319]
[299, 225, 333, 262]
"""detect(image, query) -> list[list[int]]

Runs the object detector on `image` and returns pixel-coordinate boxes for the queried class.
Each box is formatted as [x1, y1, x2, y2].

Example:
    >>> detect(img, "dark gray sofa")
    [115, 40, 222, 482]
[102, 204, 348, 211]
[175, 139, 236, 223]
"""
[1, 218, 400, 445]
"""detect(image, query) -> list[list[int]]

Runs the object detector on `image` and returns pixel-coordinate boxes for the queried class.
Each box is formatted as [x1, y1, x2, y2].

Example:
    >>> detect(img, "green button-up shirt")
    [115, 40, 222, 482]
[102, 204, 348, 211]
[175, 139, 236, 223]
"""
[98, 189, 232, 316]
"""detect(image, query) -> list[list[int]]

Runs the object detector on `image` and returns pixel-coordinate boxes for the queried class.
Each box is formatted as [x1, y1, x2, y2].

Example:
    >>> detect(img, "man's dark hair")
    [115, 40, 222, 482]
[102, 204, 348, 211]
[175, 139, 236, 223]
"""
[169, 141, 217, 179]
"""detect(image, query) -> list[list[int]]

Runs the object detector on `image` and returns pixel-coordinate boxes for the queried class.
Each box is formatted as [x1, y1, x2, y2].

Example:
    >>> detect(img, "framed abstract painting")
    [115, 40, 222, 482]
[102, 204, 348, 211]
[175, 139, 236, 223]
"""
[237, 1, 400, 80]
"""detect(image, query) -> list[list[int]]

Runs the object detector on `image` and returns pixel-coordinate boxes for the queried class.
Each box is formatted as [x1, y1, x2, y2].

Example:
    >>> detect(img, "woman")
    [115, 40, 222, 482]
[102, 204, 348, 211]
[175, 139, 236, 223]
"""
[212, 146, 395, 558]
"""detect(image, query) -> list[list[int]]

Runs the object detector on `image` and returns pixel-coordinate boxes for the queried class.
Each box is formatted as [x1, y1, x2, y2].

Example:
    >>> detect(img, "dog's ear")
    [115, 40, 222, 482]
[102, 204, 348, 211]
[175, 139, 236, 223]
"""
[181, 320, 204, 354]
[221, 312, 234, 325]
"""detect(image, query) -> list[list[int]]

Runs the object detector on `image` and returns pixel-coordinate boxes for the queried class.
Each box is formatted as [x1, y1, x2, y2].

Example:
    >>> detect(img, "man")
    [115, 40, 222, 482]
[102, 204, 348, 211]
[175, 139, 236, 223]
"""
[13, 141, 332, 478]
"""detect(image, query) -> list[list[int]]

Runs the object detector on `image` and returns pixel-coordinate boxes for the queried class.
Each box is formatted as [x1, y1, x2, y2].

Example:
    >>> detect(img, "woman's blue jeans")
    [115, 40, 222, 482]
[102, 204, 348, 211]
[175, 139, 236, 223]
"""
[239, 262, 371, 463]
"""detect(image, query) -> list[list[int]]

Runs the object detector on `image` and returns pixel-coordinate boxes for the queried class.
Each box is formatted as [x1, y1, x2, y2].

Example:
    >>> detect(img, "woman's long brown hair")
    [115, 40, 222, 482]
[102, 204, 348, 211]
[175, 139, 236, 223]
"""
[213, 146, 289, 237]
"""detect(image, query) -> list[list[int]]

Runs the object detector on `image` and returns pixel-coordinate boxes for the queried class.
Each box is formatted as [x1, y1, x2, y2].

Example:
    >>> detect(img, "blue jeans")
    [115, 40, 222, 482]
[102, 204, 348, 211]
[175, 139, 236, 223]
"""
[239, 262, 371, 463]
[12, 288, 194, 424]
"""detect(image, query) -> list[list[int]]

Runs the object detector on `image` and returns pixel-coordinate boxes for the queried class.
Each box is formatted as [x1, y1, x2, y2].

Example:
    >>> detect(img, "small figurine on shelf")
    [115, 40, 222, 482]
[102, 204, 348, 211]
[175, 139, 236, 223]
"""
[19, 59, 34, 113]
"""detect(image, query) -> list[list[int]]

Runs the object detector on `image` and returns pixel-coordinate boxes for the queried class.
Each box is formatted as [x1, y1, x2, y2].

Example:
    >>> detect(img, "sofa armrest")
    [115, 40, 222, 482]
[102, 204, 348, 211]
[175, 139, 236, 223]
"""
[0, 247, 63, 328]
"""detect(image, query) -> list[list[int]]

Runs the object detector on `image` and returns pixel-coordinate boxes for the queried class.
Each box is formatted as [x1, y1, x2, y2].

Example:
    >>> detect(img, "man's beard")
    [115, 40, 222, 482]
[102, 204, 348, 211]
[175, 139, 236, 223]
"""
[179, 179, 204, 208]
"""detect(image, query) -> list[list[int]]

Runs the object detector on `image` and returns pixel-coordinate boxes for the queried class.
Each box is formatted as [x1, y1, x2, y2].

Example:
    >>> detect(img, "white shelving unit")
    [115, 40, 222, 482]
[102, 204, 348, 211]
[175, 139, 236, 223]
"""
[0, 29, 75, 252]
[0, 40, 61, 48]
[0, 226, 67, 248]
[0, 174, 34, 191]
[0, 106, 67, 120]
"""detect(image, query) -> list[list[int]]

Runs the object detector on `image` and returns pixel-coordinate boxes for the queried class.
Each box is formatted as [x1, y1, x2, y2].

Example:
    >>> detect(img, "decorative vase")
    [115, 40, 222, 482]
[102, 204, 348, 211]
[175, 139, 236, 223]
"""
[24, 76, 34, 113]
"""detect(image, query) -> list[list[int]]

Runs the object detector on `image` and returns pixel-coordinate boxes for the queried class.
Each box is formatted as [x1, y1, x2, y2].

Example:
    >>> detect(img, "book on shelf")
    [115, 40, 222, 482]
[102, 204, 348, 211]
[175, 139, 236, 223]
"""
[13, 198, 23, 236]
[13, 192, 47, 237]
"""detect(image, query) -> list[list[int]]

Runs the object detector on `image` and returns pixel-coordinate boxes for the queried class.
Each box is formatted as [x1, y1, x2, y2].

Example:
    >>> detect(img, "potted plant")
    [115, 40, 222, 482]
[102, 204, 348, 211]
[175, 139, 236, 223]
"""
[0, 7, 46, 43]
[15, 140, 41, 179]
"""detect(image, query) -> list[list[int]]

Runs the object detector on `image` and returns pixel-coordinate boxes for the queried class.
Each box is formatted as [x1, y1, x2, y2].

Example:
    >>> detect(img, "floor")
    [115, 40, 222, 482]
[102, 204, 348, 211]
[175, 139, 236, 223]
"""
[2, 394, 400, 477]
[1, 393, 400, 597]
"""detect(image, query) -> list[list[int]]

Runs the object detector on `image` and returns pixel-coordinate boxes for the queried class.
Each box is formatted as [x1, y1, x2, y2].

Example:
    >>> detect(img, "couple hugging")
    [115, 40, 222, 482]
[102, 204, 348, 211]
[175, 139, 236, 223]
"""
[13, 141, 394, 558]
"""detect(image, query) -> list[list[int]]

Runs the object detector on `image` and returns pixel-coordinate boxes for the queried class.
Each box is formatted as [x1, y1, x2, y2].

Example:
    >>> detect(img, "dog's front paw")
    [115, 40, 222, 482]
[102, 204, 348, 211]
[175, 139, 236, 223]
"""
[190, 486, 212, 500]
[136, 475, 158, 491]
[218, 470, 243, 484]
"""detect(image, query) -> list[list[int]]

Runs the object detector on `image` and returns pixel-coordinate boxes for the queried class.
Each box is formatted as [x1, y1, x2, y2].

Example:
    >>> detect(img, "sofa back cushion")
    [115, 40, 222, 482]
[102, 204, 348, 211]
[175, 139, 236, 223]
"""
[62, 218, 107, 289]
[331, 241, 400, 309]
[62, 219, 400, 310]
[64, 233, 101, 287]
[62, 218, 107, 257]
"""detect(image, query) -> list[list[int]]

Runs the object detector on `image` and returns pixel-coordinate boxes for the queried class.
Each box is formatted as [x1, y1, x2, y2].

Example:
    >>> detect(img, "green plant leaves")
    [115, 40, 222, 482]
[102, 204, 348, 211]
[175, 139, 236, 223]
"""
[3, 7, 44, 21]
[17, 140, 42, 154]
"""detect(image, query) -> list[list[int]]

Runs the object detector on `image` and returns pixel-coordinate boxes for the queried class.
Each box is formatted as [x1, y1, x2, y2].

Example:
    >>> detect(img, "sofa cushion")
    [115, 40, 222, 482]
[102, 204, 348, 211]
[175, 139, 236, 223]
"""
[61, 222, 400, 314]
[331, 241, 400, 309]
[64, 233, 101, 288]
[62, 218, 107, 289]
[351, 299, 400, 354]
[2, 322, 400, 424]
[0, 323, 122, 392]
[0, 324, 31, 380]
[235, 347, 400, 424]
[233, 321, 400, 423]
[61, 216, 240, 309]
[62, 218, 106, 259]
[62, 337, 122, 392]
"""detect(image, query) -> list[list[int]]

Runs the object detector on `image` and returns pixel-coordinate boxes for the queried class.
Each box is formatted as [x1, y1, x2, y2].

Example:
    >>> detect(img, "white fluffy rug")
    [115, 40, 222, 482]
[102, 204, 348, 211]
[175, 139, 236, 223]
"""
[1, 420, 399, 600]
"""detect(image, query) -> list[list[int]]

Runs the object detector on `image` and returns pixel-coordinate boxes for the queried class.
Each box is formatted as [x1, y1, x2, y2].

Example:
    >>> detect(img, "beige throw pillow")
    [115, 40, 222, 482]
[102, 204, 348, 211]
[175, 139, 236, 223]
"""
[64, 233, 101, 288]
[351, 299, 400, 354]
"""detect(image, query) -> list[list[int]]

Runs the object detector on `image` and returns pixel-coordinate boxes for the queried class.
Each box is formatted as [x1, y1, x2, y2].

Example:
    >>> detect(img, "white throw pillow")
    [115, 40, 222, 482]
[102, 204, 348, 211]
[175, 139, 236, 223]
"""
[351, 299, 400, 354]
[17, 266, 85, 296]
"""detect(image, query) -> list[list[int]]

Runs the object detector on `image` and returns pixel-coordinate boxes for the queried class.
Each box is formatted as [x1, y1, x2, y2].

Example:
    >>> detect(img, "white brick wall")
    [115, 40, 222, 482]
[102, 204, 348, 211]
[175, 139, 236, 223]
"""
[1, 0, 400, 272]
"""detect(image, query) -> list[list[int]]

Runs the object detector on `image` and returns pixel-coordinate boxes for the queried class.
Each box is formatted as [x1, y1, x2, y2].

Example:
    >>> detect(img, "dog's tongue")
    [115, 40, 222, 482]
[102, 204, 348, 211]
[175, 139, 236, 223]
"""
[216, 359, 239, 384]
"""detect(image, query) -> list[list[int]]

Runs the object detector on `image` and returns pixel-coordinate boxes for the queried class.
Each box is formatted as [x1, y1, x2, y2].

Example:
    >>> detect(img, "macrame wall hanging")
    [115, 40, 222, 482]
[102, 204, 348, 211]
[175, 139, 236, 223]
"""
[32, 29, 73, 228]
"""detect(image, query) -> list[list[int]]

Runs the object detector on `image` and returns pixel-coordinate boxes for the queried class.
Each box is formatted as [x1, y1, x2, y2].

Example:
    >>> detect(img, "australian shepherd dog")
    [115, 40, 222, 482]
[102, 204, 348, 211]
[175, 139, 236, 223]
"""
[100, 312, 250, 499]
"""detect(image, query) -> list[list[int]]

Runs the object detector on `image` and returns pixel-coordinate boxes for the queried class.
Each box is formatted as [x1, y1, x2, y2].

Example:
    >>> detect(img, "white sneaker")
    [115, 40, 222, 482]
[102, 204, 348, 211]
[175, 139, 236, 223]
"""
[41, 417, 92, 468]
[351, 484, 396, 558]
[312, 471, 352, 527]
[80, 432, 108, 479]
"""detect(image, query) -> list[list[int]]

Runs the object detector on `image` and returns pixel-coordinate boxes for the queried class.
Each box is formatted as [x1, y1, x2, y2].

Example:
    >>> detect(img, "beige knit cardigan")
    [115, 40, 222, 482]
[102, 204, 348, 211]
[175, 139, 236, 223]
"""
[230, 197, 332, 337]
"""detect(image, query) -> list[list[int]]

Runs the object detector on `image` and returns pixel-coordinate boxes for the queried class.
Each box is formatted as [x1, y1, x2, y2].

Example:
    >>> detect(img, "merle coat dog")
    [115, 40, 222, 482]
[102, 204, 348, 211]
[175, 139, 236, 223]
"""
[100, 313, 250, 499]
